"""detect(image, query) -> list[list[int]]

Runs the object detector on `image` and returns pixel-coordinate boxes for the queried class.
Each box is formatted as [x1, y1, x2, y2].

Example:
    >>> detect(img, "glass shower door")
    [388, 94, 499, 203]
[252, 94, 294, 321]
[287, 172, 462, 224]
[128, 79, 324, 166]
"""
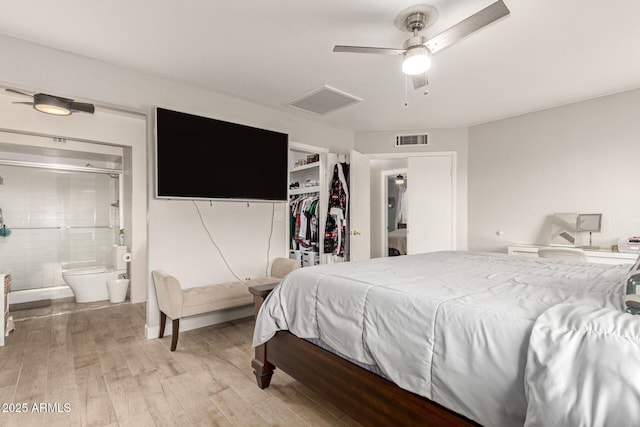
[0, 165, 120, 291]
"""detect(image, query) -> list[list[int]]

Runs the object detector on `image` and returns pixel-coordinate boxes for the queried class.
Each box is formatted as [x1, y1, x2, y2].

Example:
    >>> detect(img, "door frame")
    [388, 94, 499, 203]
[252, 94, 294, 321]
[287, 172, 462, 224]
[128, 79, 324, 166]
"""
[368, 151, 457, 255]
[348, 149, 372, 261]
[380, 168, 407, 257]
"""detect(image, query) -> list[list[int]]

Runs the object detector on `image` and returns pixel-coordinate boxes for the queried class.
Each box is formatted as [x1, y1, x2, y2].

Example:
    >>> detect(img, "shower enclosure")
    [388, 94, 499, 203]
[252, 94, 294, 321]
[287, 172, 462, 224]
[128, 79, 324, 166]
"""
[0, 163, 121, 296]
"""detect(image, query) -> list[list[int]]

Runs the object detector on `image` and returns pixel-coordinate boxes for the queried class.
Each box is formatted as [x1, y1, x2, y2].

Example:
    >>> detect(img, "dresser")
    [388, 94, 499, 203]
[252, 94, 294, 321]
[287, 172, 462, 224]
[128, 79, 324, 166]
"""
[0, 274, 10, 346]
[508, 245, 638, 265]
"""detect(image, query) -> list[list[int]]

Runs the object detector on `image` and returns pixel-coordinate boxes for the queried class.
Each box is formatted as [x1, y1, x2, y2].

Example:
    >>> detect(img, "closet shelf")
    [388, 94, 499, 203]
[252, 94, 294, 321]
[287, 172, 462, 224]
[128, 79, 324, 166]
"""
[289, 162, 320, 173]
[290, 186, 321, 195]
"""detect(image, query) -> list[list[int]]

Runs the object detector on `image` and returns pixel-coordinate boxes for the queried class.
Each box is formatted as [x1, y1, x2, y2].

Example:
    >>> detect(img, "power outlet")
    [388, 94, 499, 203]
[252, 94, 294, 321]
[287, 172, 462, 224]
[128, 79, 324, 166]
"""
[274, 211, 284, 222]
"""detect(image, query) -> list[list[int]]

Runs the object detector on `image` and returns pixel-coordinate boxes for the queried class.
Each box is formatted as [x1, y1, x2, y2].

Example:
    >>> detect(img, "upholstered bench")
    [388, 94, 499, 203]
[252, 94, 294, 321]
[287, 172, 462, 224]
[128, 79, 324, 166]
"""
[152, 257, 299, 351]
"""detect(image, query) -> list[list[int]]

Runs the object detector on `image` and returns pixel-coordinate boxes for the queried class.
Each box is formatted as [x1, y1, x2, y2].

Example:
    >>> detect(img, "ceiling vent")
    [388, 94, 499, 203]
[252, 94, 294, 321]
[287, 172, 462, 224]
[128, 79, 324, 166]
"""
[395, 133, 429, 147]
[287, 85, 362, 116]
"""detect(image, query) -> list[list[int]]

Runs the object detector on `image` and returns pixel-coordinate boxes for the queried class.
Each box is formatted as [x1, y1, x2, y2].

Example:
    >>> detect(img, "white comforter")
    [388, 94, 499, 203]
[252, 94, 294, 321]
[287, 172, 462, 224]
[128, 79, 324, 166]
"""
[253, 251, 628, 426]
[525, 304, 640, 427]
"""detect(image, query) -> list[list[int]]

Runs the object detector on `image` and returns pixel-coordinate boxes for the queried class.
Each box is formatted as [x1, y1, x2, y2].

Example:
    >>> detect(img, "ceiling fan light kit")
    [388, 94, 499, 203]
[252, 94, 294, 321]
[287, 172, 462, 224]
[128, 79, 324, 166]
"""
[5, 88, 96, 116]
[402, 43, 431, 76]
[333, 1, 510, 90]
[33, 93, 72, 116]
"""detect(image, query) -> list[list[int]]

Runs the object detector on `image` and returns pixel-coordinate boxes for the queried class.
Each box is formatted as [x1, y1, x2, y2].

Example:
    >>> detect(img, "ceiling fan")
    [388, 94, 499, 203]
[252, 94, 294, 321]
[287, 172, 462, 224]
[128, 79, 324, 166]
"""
[5, 88, 95, 116]
[333, 0, 510, 90]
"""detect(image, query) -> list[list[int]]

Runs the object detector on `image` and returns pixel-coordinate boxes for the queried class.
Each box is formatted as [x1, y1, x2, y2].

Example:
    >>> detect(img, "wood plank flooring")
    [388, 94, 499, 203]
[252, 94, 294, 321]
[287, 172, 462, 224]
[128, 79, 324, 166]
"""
[0, 302, 360, 427]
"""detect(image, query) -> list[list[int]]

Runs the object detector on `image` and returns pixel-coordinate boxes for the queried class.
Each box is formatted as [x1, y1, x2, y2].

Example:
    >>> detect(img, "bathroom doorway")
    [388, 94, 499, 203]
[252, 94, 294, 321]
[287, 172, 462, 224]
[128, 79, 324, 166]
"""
[0, 143, 123, 303]
[372, 153, 456, 258]
[384, 170, 407, 257]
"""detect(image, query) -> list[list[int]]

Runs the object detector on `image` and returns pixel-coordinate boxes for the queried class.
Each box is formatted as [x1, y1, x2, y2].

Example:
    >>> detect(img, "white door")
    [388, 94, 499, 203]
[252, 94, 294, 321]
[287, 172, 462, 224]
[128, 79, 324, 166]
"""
[406, 155, 454, 254]
[349, 150, 371, 261]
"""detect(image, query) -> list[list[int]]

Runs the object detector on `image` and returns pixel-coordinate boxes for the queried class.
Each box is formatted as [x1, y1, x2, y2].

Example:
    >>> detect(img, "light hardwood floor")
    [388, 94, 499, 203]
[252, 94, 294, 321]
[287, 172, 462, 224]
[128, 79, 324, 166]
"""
[0, 301, 360, 426]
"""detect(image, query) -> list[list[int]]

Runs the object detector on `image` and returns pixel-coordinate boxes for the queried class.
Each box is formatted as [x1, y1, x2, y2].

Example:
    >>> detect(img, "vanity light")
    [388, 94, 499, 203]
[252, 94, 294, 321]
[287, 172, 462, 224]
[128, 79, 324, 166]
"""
[395, 174, 405, 185]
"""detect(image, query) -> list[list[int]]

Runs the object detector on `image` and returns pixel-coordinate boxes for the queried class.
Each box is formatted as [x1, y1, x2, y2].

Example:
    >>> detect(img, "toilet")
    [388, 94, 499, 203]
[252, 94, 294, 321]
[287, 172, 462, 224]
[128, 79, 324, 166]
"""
[62, 246, 129, 303]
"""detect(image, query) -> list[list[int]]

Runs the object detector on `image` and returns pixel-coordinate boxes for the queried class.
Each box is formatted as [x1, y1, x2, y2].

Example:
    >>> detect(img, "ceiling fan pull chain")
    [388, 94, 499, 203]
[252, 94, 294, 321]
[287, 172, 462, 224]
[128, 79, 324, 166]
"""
[404, 75, 409, 107]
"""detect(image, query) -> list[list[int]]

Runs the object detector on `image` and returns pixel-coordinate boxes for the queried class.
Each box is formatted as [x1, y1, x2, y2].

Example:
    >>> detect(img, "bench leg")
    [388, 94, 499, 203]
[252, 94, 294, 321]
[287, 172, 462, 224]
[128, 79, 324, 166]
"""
[170, 318, 180, 351]
[159, 311, 167, 338]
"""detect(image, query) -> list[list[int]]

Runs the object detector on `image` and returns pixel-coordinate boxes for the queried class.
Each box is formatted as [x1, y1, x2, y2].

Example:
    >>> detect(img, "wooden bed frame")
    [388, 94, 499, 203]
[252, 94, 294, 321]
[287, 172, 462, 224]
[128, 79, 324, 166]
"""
[249, 284, 478, 427]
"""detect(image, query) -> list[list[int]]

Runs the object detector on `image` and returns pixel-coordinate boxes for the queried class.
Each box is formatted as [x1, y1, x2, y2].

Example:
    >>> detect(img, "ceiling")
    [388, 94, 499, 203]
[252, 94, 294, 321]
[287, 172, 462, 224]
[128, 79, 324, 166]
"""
[1, 0, 639, 131]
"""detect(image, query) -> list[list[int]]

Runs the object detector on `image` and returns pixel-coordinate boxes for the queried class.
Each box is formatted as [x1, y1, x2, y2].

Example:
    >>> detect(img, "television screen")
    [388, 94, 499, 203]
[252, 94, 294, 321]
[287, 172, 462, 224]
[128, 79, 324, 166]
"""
[155, 107, 288, 201]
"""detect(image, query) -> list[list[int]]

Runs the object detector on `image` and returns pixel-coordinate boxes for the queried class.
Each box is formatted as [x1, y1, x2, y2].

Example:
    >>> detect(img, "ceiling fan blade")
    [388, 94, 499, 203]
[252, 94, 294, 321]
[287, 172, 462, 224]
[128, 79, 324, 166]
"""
[12, 101, 34, 105]
[411, 73, 428, 90]
[425, 0, 510, 55]
[333, 45, 405, 56]
[5, 88, 33, 97]
[69, 101, 95, 114]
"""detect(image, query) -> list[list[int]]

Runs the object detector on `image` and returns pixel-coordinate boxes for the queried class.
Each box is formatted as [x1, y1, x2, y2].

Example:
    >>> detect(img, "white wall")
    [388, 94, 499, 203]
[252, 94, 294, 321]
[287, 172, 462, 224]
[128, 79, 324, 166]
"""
[468, 88, 640, 252]
[354, 127, 469, 251]
[0, 34, 354, 337]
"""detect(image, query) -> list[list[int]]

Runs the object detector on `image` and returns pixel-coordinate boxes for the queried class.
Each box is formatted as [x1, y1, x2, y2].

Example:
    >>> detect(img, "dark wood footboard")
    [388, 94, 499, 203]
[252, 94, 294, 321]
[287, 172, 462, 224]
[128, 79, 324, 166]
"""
[249, 283, 478, 427]
[249, 283, 277, 388]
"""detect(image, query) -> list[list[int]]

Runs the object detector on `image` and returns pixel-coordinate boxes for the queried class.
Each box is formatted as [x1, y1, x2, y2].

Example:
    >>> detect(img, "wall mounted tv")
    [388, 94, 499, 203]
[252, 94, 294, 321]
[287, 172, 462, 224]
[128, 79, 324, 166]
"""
[155, 107, 288, 201]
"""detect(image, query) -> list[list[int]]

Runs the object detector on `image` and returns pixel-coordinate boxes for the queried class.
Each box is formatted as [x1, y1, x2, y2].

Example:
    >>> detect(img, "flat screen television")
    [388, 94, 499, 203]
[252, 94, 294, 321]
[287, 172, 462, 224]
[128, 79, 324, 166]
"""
[155, 107, 288, 201]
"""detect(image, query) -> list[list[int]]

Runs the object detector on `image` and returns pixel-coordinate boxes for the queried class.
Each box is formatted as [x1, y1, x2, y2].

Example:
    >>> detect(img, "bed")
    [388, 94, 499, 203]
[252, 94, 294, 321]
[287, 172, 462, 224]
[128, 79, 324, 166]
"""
[251, 251, 634, 426]
[388, 228, 407, 255]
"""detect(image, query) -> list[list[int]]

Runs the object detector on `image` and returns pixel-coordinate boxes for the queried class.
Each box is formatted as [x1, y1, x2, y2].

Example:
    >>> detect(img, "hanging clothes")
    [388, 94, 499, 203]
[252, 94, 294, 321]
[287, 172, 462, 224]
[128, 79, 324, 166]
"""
[324, 162, 349, 257]
[290, 194, 320, 252]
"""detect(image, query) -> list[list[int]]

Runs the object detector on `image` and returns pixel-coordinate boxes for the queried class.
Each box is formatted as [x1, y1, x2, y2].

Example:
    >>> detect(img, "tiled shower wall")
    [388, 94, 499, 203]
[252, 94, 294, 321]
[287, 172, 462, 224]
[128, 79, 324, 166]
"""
[0, 165, 119, 291]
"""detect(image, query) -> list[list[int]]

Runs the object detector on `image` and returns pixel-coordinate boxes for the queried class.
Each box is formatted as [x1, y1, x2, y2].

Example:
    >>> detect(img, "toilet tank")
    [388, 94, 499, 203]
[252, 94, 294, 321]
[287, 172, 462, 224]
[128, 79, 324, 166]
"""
[112, 245, 129, 270]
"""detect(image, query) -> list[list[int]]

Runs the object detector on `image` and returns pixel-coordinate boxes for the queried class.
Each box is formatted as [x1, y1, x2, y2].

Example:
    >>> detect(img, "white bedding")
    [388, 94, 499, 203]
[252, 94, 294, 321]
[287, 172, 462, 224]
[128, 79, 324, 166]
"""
[388, 228, 407, 255]
[525, 304, 640, 427]
[253, 251, 628, 426]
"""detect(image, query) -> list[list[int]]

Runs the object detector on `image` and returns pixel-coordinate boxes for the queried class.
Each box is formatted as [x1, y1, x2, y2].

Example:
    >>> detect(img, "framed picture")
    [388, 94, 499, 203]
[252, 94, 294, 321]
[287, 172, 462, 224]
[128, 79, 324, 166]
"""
[576, 213, 602, 233]
[577, 213, 602, 248]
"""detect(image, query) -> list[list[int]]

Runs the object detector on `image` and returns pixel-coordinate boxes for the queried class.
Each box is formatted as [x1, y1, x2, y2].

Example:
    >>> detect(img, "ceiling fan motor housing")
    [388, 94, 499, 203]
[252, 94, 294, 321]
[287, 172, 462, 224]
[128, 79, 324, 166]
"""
[393, 4, 439, 34]
[404, 12, 428, 33]
[403, 35, 429, 51]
